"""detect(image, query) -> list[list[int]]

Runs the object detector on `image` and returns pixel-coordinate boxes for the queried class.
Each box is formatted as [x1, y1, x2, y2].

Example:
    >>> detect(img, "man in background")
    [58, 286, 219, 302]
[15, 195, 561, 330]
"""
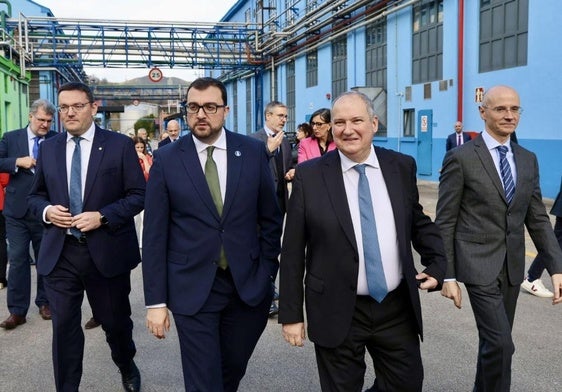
[0, 99, 57, 330]
[445, 121, 471, 151]
[158, 119, 181, 147]
[137, 127, 153, 156]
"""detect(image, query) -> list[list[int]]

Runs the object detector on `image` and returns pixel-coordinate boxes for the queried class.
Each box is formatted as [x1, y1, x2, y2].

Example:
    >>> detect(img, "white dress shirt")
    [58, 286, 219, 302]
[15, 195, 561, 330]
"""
[339, 147, 403, 295]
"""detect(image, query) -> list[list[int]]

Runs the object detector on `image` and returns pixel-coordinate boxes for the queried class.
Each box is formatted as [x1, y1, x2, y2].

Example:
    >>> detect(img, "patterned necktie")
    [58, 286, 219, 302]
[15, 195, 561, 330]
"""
[205, 146, 227, 269]
[354, 164, 388, 302]
[32, 136, 41, 159]
[497, 145, 515, 204]
[69, 137, 83, 238]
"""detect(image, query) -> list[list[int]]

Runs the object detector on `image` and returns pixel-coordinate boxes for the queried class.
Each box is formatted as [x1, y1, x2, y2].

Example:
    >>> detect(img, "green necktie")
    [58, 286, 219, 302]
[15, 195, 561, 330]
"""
[205, 146, 227, 269]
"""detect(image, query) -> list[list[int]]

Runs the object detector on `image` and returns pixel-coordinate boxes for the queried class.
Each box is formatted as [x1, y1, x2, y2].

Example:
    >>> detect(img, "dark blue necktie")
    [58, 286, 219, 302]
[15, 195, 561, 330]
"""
[354, 164, 388, 302]
[497, 145, 515, 204]
[32, 136, 41, 159]
[69, 137, 83, 238]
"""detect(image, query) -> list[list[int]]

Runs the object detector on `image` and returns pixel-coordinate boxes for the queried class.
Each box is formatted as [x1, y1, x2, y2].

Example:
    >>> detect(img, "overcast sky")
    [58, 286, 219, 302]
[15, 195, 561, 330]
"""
[36, 0, 239, 82]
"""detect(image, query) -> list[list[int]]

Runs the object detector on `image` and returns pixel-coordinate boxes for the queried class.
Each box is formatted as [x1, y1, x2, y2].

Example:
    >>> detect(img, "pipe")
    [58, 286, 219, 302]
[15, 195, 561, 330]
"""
[457, 0, 464, 122]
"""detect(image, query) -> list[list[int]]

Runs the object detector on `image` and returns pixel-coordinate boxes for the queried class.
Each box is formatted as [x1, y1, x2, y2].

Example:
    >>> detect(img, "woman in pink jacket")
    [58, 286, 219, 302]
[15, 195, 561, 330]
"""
[298, 108, 337, 163]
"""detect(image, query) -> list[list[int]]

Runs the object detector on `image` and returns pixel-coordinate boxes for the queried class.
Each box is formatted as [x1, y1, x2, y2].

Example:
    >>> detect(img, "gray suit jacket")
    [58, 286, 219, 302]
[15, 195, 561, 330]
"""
[436, 134, 562, 285]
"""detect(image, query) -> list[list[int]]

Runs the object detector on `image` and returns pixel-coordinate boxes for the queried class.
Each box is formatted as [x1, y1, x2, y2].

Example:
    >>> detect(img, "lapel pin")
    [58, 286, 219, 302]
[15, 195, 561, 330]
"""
[235, 150, 241, 157]
[98, 147, 103, 151]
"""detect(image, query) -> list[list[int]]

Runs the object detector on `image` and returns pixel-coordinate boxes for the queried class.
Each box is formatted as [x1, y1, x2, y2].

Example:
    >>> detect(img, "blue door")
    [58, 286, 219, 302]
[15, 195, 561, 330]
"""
[417, 110, 433, 175]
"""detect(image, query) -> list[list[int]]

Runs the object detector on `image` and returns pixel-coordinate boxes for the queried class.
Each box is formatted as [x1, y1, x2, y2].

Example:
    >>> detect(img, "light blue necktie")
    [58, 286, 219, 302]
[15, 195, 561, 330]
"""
[354, 164, 388, 302]
[69, 137, 83, 238]
[497, 145, 515, 204]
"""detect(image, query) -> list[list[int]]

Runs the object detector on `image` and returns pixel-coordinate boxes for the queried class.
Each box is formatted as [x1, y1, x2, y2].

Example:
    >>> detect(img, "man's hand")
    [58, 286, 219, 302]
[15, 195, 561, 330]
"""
[267, 131, 284, 153]
[415, 272, 438, 290]
[146, 307, 170, 339]
[551, 273, 562, 305]
[46, 205, 73, 228]
[285, 168, 295, 181]
[441, 281, 462, 309]
[282, 322, 306, 347]
[71, 211, 103, 233]
[15, 156, 35, 169]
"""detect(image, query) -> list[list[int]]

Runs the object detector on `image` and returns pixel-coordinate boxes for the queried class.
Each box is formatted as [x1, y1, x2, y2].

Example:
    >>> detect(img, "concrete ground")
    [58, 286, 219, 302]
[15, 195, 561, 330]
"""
[0, 181, 560, 391]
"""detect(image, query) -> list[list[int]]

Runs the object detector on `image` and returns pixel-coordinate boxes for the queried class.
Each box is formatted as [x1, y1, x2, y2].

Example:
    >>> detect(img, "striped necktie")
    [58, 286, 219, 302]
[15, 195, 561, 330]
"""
[497, 145, 515, 204]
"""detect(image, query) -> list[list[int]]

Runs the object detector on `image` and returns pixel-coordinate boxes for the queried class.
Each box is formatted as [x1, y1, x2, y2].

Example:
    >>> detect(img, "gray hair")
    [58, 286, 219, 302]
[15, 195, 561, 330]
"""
[30, 99, 56, 116]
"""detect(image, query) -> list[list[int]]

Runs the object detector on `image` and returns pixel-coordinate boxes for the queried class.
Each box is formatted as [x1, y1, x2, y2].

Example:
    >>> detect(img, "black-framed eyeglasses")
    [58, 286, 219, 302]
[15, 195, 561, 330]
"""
[481, 105, 523, 115]
[311, 122, 327, 127]
[57, 102, 91, 114]
[186, 103, 226, 114]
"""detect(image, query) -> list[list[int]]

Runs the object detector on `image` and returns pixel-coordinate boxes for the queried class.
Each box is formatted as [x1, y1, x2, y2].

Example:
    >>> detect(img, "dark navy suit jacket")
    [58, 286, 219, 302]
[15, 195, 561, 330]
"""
[446, 131, 471, 151]
[0, 127, 57, 219]
[142, 130, 282, 315]
[27, 127, 146, 277]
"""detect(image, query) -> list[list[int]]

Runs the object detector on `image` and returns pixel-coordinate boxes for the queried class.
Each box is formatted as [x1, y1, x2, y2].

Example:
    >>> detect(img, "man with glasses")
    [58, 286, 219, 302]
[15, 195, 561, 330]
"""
[0, 99, 56, 330]
[27, 82, 146, 392]
[142, 77, 282, 391]
[437, 85, 562, 391]
[251, 101, 295, 215]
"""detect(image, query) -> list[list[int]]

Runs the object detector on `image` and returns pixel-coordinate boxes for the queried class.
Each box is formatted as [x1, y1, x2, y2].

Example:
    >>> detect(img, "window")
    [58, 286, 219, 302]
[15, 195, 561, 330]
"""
[306, 50, 318, 87]
[479, 0, 528, 72]
[332, 36, 348, 100]
[403, 109, 415, 137]
[366, 18, 387, 89]
[286, 61, 296, 131]
[412, 0, 443, 84]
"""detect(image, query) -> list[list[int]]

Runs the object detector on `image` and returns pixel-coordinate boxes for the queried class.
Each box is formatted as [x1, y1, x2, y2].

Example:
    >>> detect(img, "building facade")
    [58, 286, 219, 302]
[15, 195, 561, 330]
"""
[213, 0, 562, 197]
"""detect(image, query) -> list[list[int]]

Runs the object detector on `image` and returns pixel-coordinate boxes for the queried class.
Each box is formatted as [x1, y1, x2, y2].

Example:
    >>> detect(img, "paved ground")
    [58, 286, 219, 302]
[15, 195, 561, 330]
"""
[0, 181, 560, 391]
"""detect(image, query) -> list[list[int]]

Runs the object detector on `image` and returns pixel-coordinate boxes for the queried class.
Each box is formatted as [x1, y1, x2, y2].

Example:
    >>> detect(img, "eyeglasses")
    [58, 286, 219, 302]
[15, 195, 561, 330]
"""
[481, 105, 523, 115]
[57, 102, 91, 114]
[186, 103, 226, 114]
[311, 122, 328, 127]
[268, 112, 288, 120]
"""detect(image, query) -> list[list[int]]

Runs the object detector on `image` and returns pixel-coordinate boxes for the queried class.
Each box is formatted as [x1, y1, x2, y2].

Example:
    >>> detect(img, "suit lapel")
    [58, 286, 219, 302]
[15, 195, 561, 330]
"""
[321, 152, 358, 253]
[55, 133, 71, 205]
[179, 135, 222, 221]
[83, 128, 105, 206]
[473, 134, 507, 203]
[222, 132, 242, 220]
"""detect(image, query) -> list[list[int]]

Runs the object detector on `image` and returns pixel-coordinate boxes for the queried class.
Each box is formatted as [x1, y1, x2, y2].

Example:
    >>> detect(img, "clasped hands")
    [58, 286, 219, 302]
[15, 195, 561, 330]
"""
[46, 205, 103, 232]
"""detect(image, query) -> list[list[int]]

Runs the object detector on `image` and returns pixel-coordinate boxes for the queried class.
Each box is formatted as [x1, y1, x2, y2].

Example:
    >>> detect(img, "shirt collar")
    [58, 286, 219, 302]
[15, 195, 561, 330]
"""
[193, 128, 227, 154]
[339, 145, 380, 173]
[66, 123, 95, 143]
[482, 129, 512, 152]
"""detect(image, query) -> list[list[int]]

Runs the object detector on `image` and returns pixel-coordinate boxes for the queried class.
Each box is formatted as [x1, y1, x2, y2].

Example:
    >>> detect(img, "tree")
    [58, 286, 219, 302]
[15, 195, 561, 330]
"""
[134, 115, 157, 138]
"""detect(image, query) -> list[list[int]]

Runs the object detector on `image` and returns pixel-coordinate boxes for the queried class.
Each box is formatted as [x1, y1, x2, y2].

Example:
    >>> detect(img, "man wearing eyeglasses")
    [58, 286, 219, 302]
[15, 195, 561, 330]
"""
[436, 85, 562, 391]
[142, 77, 282, 391]
[27, 82, 146, 392]
[251, 101, 295, 215]
[0, 99, 57, 331]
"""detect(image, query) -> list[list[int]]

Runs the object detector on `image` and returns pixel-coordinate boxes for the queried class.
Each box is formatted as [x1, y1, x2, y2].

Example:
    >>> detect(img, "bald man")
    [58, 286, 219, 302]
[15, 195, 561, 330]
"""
[158, 120, 181, 148]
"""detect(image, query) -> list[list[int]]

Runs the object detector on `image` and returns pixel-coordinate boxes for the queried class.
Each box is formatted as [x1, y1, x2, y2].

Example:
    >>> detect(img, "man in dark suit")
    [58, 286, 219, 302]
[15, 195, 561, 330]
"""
[142, 77, 282, 391]
[445, 121, 471, 151]
[27, 82, 146, 392]
[279, 91, 446, 391]
[157, 119, 180, 147]
[250, 101, 294, 214]
[0, 99, 57, 330]
[436, 85, 562, 392]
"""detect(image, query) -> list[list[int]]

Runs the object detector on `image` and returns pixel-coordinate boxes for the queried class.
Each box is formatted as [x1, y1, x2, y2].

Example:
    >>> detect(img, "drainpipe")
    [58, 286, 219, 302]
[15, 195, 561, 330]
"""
[457, 0, 464, 122]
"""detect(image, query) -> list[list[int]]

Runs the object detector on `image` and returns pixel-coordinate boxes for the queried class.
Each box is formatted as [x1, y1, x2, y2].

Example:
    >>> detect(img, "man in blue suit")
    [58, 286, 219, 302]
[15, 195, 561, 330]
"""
[27, 82, 146, 392]
[445, 121, 471, 151]
[143, 77, 283, 391]
[0, 99, 57, 330]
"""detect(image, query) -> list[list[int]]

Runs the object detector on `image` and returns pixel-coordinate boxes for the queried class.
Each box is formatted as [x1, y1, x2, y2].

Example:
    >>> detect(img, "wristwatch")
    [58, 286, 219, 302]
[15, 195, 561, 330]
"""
[100, 214, 109, 225]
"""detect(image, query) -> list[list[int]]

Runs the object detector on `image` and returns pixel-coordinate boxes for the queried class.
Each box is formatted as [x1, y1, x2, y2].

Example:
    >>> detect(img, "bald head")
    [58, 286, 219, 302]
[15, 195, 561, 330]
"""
[166, 120, 180, 141]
